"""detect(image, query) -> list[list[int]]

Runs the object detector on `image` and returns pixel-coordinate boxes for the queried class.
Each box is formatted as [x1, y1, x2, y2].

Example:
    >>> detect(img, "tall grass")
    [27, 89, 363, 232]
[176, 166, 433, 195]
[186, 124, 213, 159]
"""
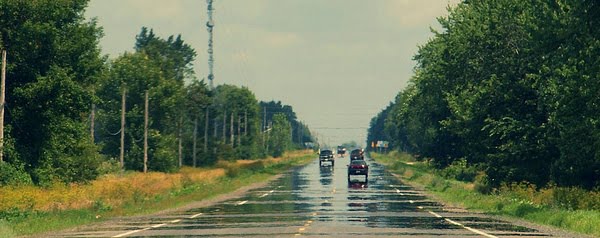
[0, 150, 314, 236]
[371, 152, 600, 237]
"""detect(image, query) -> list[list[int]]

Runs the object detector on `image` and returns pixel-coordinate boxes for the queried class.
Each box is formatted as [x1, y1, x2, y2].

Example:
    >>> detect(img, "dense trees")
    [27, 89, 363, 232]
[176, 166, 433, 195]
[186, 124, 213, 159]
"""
[0, 0, 313, 186]
[369, 0, 600, 189]
[260, 101, 312, 149]
[0, 0, 104, 185]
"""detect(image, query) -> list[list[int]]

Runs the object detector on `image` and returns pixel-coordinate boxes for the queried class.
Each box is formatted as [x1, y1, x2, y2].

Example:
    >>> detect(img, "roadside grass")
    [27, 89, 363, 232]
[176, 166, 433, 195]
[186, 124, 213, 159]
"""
[371, 152, 600, 237]
[0, 150, 315, 237]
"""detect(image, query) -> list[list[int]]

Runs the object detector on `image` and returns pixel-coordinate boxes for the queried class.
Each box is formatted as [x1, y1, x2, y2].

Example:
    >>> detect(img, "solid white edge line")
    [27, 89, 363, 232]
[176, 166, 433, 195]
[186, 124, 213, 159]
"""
[428, 211, 443, 218]
[112, 216, 193, 237]
[151, 223, 167, 228]
[443, 217, 498, 238]
[189, 213, 203, 219]
[237, 200, 248, 205]
[112, 225, 154, 237]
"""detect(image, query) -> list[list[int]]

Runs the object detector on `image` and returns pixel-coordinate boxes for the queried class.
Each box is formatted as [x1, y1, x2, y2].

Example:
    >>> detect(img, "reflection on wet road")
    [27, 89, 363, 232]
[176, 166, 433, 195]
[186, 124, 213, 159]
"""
[55, 156, 553, 237]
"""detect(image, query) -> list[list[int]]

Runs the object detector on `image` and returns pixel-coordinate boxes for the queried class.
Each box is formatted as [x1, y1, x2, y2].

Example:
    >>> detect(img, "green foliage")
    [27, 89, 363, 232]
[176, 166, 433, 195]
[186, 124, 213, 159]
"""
[0, 161, 32, 186]
[369, 0, 600, 190]
[373, 152, 600, 237]
[97, 159, 122, 175]
[438, 159, 478, 182]
[260, 101, 314, 147]
[0, 1, 312, 185]
[0, 0, 104, 184]
[268, 113, 292, 157]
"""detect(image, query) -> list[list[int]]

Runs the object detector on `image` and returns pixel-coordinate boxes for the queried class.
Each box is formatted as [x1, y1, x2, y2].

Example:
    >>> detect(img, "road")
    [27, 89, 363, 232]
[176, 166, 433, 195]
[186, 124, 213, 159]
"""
[53, 155, 567, 237]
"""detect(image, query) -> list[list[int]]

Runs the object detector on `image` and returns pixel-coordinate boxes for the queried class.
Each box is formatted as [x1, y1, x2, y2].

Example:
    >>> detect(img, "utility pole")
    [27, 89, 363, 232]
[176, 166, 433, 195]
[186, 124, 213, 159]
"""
[206, 0, 215, 89]
[244, 110, 248, 137]
[222, 110, 226, 143]
[143, 90, 149, 173]
[230, 111, 234, 147]
[90, 102, 95, 143]
[237, 113, 241, 146]
[178, 114, 183, 167]
[120, 86, 126, 168]
[0, 50, 6, 162]
[193, 115, 198, 167]
[262, 107, 266, 149]
[204, 107, 209, 153]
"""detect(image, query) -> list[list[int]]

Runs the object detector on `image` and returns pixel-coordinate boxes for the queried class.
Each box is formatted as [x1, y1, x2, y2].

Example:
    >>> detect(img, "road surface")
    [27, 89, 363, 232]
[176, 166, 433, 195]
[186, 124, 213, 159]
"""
[51, 156, 577, 237]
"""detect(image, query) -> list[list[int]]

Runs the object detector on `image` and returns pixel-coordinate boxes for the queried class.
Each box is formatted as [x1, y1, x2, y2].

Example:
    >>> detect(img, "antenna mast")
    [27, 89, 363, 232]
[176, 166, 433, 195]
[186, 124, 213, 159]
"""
[206, 0, 215, 89]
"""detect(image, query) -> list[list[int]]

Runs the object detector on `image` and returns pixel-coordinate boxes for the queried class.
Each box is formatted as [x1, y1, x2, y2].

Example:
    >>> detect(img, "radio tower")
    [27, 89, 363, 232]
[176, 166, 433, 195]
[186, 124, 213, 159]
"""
[206, 0, 215, 89]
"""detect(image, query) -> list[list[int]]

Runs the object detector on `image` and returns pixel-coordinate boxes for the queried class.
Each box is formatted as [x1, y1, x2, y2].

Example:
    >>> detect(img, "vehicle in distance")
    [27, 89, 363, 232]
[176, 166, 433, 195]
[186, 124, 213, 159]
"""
[319, 149, 334, 167]
[348, 160, 368, 182]
[337, 146, 346, 156]
[350, 149, 364, 160]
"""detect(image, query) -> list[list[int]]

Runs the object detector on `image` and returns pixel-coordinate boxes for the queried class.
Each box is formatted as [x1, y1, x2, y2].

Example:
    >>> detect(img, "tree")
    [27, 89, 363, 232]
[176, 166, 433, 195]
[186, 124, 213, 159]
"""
[0, 0, 105, 184]
[268, 113, 292, 157]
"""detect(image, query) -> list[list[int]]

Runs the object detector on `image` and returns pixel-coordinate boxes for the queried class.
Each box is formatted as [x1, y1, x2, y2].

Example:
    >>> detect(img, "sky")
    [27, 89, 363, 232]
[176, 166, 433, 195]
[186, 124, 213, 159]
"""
[85, 0, 460, 148]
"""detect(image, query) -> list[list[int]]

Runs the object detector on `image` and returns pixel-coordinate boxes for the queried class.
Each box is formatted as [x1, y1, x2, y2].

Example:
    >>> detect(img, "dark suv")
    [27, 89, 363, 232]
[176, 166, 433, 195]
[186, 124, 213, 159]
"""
[319, 149, 334, 167]
[347, 160, 368, 182]
[337, 146, 346, 156]
[350, 149, 364, 160]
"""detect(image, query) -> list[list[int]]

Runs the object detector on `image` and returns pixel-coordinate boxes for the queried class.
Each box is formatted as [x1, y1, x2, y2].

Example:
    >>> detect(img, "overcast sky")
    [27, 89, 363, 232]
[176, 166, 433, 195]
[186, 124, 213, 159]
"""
[86, 0, 459, 148]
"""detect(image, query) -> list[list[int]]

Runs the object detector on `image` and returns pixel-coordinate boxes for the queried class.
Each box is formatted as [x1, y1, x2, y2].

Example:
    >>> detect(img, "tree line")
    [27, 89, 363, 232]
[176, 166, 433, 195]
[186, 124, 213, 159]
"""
[0, 0, 314, 186]
[368, 0, 599, 189]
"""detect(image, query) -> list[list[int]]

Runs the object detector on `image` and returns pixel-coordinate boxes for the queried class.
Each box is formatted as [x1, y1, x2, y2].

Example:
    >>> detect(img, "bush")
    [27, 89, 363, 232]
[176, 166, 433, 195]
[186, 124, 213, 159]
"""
[474, 172, 493, 194]
[552, 187, 600, 210]
[244, 160, 265, 172]
[439, 159, 478, 182]
[97, 159, 122, 175]
[0, 162, 32, 186]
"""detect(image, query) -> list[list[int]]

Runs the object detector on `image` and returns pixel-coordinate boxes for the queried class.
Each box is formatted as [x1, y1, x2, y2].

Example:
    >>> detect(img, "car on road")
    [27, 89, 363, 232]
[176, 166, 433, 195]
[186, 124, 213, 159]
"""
[319, 149, 334, 167]
[347, 159, 368, 182]
[350, 148, 364, 160]
[337, 146, 346, 157]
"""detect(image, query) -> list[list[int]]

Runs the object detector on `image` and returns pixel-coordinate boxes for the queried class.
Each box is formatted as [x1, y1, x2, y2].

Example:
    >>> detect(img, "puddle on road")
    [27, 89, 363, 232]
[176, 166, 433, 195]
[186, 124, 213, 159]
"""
[77, 160, 545, 237]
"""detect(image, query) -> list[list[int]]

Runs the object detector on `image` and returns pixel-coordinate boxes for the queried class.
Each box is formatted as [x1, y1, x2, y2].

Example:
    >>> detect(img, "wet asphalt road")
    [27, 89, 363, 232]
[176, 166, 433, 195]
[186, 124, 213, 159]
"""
[54, 155, 555, 237]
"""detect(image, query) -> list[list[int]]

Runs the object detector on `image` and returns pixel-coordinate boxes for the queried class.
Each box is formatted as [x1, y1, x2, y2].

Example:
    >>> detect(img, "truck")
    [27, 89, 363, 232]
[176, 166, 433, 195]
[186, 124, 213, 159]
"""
[350, 148, 364, 160]
[319, 149, 334, 167]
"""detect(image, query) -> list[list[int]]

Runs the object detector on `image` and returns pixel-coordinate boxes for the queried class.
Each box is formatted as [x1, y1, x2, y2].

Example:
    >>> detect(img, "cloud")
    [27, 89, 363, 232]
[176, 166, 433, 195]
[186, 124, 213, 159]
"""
[382, 0, 460, 27]
[123, 0, 188, 20]
[264, 32, 302, 48]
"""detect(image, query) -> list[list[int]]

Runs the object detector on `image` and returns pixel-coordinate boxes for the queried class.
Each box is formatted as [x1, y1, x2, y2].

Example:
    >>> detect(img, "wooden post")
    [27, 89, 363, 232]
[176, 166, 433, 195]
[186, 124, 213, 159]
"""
[0, 50, 6, 162]
[120, 86, 126, 168]
[143, 90, 149, 173]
